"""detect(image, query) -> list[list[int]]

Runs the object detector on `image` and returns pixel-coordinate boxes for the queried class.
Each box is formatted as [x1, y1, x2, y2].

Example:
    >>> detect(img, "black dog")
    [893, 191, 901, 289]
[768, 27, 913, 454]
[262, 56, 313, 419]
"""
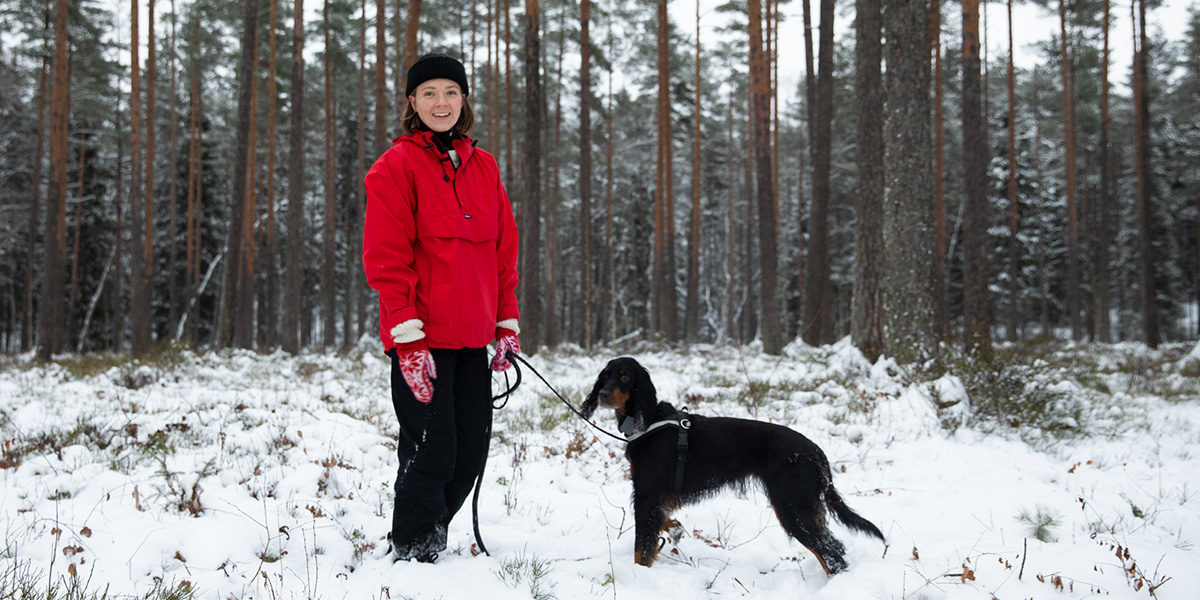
[582, 357, 885, 575]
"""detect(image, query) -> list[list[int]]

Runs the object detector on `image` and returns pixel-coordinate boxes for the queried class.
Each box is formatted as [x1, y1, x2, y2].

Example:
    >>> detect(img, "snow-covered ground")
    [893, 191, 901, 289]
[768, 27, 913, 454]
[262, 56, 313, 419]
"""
[2, 338, 1198, 599]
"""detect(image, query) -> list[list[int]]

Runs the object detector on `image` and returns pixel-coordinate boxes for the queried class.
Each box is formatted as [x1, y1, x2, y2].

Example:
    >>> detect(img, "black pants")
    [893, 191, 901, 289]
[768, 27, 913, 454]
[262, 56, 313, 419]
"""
[388, 347, 492, 560]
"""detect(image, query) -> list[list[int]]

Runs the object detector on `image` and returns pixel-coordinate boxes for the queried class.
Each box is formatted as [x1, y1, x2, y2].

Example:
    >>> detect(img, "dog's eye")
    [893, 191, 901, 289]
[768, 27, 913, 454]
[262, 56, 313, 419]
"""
[620, 374, 631, 383]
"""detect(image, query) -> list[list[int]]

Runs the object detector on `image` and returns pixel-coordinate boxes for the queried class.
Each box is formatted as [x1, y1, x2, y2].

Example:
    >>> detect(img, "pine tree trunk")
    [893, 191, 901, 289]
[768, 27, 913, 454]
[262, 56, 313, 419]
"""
[685, 0, 702, 343]
[323, 0, 337, 348]
[749, 0, 780, 353]
[69, 127, 86, 332]
[353, 0, 367, 346]
[184, 17, 201, 341]
[931, 0, 948, 341]
[852, 0, 884, 362]
[402, 0, 422, 88]
[1006, 0, 1020, 342]
[655, 0, 679, 340]
[606, 25, 616, 341]
[962, 0, 992, 357]
[1095, 0, 1113, 343]
[129, 0, 146, 354]
[505, 3, 514, 187]
[1058, 0, 1081, 341]
[375, 0, 388, 158]
[579, 0, 593, 350]
[133, 0, 157, 353]
[1133, 0, 1159, 347]
[727, 96, 737, 342]
[283, 0, 306, 353]
[802, 0, 833, 347]
[237, 19, 261, 349]
[393, 0, 402, 118]
[264, 0, 279, 347]
[545, 24, 564, 348]
[521, 0, 543, 351]
[1033, 87, 1050, 334]
[168, 0, 181, 338]
[802, 0, 815, 156]
[216, 0, 258, 348]
[38, 0, 70, 360]
[25, 1, 50, 353]
[883, 0, 937, 363]
[113, 90, 126, 349]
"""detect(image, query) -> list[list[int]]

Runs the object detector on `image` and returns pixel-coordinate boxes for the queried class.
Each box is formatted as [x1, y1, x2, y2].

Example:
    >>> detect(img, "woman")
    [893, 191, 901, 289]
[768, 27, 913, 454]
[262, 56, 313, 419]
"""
[362, 53, 521, 564]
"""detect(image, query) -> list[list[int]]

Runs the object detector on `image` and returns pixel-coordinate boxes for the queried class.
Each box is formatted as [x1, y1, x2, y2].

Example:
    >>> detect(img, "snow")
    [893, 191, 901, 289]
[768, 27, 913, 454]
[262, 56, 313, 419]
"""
[2, 341, 1198, 599]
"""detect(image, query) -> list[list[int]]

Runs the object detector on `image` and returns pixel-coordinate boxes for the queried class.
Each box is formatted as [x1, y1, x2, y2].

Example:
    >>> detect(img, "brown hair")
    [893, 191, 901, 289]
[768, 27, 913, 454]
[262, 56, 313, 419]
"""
[401, 95, 476, 136]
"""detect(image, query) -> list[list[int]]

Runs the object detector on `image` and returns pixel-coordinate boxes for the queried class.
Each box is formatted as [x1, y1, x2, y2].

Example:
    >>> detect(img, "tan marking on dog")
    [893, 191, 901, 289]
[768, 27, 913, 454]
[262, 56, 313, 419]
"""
[607, 388, 630, 411]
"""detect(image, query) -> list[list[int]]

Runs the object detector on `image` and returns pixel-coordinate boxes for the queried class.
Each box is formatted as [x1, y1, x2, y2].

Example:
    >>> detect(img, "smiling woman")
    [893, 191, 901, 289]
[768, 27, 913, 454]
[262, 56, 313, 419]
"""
[362, 52, 520, 564]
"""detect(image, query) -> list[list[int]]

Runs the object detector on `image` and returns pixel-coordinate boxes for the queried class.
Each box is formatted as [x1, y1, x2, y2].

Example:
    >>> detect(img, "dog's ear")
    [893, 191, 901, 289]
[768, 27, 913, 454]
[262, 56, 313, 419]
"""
[581, 367, 606, 419]
[633, 361, 658, 417]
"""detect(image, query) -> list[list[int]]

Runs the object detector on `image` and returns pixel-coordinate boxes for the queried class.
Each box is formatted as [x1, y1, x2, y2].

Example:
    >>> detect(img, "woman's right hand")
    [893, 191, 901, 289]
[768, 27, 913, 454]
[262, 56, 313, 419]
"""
[397, 348, 437, 403]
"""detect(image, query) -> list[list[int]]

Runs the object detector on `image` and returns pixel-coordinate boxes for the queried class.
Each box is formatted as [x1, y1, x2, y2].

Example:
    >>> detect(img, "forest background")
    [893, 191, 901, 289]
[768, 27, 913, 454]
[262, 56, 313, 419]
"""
[2, 0, 1199, 363]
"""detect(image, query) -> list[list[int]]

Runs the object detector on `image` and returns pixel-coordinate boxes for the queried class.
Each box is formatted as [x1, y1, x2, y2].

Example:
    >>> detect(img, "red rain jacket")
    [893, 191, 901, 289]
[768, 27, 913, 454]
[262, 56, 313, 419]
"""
[362, 130, 520, 351]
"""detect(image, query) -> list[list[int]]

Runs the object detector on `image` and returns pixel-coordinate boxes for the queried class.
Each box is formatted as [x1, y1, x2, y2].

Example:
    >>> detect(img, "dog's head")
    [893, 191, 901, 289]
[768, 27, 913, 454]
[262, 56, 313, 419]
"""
[582, 357, 658, 434]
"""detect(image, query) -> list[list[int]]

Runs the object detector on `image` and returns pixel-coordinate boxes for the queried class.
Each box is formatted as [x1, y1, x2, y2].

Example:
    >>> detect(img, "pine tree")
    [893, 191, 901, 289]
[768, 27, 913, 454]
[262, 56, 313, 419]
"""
[962, 0, 991, 357]
[852, 0, 884, 361]
[521, 0, 543, 352]
[37, 0, 70, 360]
[884, 0, 937, 362]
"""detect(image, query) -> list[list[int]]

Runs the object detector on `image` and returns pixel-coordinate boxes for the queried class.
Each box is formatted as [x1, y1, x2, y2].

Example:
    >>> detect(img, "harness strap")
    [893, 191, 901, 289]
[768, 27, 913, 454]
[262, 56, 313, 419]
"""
[625, 409, 691, 493]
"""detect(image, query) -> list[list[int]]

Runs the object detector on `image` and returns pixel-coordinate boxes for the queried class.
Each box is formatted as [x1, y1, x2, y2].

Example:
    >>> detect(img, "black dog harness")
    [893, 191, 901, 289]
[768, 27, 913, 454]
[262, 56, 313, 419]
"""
[622, 408, 691, 492]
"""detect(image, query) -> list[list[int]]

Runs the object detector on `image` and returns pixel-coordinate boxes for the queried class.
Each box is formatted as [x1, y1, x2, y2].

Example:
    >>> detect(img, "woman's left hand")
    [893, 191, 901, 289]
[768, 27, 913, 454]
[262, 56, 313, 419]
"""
[490, 330, 521, 372]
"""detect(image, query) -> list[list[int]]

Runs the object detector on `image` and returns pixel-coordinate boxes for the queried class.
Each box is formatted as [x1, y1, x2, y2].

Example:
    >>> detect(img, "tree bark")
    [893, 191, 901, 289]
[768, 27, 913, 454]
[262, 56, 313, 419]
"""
[25, 0, 51, 353]
[129, 0, 145, 354]
[1095, 0, 1113, 343]
[283, 0, 306, 353]
[133, 0, 157, 354]
[168, 0, 181, 338]
[402, 0, 422, 89]
[750, 0, 781, 353]
[323, 0, 337, 348]
[883, 0, 937, 363]
[605, 22, 617, 342]
[1006, 0, 1020, 342]
[852, 0, 884, 362]
[654, 0, 678, 340]
[962, 0, 992, 358]
[37, 0, 70, 360]
[521, 0, 543, 351]
[375, 0, 388, 158]
[802, 0, 834, 347]
[184, 16, 202, 342]
[685, 0, 702, 342]
[931, 0, 948, 340]
[265, 0, 279, 347]
[1133, 0, 1159, 347]
[579, 0, 593, 349]
[1058, 0, 1081, 340]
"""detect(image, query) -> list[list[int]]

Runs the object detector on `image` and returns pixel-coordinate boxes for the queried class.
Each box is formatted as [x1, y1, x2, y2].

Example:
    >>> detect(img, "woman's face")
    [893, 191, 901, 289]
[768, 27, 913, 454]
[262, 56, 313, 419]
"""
[409, 79, 464, 133]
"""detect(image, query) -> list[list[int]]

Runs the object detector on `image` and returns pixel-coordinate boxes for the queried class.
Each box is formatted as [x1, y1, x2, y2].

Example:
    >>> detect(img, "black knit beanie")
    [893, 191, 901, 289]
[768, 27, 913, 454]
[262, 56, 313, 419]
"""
[405, 53, 470, 97]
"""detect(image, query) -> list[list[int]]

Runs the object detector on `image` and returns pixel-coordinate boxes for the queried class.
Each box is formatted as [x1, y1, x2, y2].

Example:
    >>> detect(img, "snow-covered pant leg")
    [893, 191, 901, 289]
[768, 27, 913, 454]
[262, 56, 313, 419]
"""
[388, 347, 491, 559]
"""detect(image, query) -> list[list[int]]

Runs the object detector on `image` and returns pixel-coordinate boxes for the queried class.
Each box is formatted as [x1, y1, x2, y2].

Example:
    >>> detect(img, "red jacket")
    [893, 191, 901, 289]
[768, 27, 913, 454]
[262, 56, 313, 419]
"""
[362, 130, 520, 351]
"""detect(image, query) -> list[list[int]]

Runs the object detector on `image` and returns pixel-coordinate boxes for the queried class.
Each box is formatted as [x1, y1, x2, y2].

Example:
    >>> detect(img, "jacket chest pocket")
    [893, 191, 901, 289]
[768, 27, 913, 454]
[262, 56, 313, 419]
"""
[417, 193, 497, 243]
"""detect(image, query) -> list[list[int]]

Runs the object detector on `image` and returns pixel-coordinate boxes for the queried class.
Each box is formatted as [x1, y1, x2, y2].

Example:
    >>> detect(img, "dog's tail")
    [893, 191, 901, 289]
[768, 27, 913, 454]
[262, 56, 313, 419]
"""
[826, 484, 886, 542]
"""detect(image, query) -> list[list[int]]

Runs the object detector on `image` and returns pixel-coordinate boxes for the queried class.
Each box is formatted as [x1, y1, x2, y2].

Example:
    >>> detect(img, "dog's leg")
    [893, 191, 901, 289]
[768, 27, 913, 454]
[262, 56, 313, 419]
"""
[632, 492, 667, 566]
[768, 489, 849, 575]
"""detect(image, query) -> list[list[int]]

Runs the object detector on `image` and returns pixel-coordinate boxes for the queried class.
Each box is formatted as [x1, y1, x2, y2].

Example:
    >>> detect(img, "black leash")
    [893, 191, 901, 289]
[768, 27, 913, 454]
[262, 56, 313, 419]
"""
[472, 351, 629, 557]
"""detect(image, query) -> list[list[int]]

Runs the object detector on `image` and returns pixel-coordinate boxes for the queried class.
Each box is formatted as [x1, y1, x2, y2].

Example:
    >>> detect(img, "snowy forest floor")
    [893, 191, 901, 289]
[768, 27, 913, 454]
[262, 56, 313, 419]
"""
[2, 338, 1199, 599]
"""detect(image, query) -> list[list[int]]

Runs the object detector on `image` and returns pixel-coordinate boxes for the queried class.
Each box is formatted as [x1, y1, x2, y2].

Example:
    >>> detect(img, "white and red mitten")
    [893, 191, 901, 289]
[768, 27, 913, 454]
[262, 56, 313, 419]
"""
[391, 319, 436, 403]
[397, 348, 437, 403]
[490, 320, 521, 372]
